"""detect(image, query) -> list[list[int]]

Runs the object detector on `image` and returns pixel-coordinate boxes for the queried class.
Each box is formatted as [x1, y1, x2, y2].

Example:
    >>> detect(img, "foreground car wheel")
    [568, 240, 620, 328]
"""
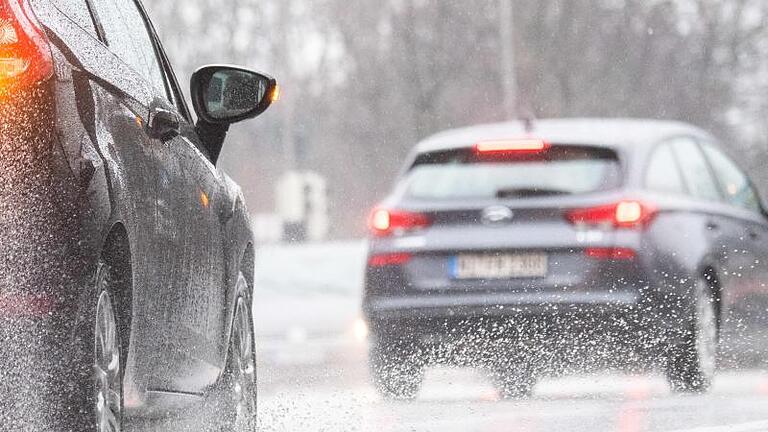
[666, 280, 717, 393]
[94, 287, 122, 432]
[69, 263, 124, 432]
[219, 274, 257, 431]
[370, 336, 424, 400]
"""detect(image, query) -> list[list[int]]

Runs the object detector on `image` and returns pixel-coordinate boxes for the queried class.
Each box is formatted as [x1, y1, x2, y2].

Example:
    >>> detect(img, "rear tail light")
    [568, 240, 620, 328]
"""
[367, 252, 412, 267]
[368, 208, 431, 237]
[584, 247, 637, 261]
[0, 0, 53, 90]
[475, 138, 550, 154]
[566, 200, 656, 229]
[0, 293, 55, 316]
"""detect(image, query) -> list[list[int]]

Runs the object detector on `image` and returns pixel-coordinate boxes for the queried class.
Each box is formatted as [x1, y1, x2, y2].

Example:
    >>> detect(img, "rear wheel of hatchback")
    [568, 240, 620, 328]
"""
[369, 334, 424, 400]
[665, 279, 718, 393]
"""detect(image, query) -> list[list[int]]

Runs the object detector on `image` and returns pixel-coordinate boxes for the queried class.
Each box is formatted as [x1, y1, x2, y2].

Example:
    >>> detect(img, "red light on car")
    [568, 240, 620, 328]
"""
[0, 0, 53, 91]
[615, 201, 644, 225]
[370, 209, 391, 232]
[368, 252, 413, 267]
[0, 293, 55, 316]
[566, 201, 656, 229]
[368, 208, 431, 237]
[584, 247, 637, 261]
[475, 139, 550, 154]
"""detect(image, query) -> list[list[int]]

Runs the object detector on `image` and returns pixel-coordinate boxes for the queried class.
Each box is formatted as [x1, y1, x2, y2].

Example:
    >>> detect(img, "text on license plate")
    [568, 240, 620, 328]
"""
[450, 253, 548, 279]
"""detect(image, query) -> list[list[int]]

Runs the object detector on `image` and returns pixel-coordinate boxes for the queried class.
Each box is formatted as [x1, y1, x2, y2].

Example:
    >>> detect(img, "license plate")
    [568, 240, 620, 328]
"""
[451, 253, 548, 279]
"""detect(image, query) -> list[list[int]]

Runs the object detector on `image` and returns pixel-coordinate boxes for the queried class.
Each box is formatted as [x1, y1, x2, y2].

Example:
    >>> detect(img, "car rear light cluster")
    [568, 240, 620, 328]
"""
[0, 0, 53, 90]
[565, 200, 656, 230]
[368, 208, 431, 237]
[367, 252, 412, 267]
[584, 247, 637, 261]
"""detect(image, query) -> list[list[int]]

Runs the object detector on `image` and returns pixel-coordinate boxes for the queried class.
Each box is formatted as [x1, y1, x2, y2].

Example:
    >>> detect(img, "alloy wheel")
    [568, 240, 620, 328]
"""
[228, 295, 257, 430]
[93, 272, 122, 432]
[694, 286, 718, 382]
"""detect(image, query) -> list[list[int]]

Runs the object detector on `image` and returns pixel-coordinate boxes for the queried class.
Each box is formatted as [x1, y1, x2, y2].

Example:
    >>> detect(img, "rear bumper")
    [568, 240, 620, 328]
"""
[363, 287, 688, 349]
[364, 291, 639, 320]
[0, 80, 99, 330]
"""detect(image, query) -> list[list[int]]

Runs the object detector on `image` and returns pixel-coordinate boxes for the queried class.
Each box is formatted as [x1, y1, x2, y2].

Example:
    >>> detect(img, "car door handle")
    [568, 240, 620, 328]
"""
[706, 222, 719, 231]
[749, 230, 760, 240]
[147, 107, 181, 141]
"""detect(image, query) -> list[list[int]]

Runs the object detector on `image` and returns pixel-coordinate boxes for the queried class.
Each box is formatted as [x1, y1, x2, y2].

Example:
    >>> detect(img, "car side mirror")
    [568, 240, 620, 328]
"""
[191, 65, 278, 125]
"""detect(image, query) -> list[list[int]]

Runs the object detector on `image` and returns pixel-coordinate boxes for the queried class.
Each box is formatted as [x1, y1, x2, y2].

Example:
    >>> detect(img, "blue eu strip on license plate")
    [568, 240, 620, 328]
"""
[449, 255, 459, 278]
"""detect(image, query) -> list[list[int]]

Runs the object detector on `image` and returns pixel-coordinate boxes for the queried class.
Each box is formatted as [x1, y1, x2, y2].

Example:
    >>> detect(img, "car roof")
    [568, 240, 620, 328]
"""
[415, 118, 714, 154]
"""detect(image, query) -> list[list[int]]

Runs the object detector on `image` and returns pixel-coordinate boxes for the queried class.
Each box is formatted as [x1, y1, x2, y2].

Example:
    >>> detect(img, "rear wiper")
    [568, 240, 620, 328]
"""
[495, 187, 571, 199]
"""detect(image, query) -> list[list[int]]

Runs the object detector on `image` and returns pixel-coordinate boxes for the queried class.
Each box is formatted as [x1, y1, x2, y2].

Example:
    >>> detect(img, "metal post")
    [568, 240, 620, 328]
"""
[499, 0, 518, 120]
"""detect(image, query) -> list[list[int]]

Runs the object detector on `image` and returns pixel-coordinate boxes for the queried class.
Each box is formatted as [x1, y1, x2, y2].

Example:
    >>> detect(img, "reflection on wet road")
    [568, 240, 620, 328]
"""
[252, 242, 768, 432]
[258, 366, 768, 432]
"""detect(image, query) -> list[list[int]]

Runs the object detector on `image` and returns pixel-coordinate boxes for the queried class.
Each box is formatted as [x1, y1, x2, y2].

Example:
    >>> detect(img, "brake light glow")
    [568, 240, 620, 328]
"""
[368, 208, 431, 237]
[0, 0, 53, 90]
[475, 138, 550, 154]
[566, 200, 656, 229]
[0, 293, 55, 316]
[368, 252, 412, 267]
[615, 201, 643, 225]
[585, 247, 637, 261]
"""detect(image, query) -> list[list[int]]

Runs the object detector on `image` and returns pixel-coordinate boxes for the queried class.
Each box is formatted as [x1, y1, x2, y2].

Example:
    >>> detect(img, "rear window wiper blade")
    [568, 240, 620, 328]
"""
[495, 187, 572, 199]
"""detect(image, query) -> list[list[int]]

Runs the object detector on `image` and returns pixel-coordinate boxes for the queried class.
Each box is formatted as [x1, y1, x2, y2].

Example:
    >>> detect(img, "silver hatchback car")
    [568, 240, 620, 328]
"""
[364, 119, 768, 399]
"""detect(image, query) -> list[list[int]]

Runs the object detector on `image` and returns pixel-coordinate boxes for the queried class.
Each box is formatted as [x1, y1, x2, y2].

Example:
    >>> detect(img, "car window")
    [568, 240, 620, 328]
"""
[701, 144, 761, 212]
[52, 0, 98, 36]
[670, 138, 721, 202]
[150, 38, 192, 121]
[645, 143, 686, 195]
[403, 146, 621, 200]
[89, 0, 168, 98]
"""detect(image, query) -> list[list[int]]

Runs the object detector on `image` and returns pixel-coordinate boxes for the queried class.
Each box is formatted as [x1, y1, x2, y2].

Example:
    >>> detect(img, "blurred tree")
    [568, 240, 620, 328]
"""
[145, 0, 768, 238]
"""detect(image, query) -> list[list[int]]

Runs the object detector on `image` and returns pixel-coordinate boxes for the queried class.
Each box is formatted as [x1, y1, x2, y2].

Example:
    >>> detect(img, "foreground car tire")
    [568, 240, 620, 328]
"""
[217, 273, 258, 431]
[68, 262, 125, 432]
[369, 336, 424, 400]
[665, 280, 718, 393]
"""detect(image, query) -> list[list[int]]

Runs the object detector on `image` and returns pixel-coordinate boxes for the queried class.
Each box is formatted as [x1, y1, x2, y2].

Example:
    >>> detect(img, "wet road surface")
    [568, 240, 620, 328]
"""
[257, 365, 768, 432]
[252, 242, 768, 432]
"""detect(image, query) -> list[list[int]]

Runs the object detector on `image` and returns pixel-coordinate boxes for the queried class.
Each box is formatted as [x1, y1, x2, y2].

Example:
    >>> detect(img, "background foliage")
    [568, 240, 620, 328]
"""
[146, 0, 768, 238]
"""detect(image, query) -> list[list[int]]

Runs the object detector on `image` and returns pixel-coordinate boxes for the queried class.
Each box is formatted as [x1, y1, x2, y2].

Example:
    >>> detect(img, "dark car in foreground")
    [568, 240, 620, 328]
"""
[0, 0, 276, 430]
[363, 119, 768, 399]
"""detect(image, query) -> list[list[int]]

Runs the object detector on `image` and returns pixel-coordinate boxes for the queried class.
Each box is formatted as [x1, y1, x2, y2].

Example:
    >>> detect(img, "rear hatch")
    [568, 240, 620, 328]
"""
[368, 141, 647, 296]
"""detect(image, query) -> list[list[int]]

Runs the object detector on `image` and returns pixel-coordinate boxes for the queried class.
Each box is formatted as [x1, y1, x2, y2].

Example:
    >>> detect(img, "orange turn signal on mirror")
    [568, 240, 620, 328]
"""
[270, 84, 281, 103]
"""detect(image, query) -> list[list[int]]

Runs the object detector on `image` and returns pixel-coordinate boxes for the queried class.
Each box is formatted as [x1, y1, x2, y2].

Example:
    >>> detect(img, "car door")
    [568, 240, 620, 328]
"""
[152, 120, 229, 391]
[135, 3, 230, 392]
[87, 0, 225, 394]
[699, 142, 768, 351]
[669, 137, 744, 307]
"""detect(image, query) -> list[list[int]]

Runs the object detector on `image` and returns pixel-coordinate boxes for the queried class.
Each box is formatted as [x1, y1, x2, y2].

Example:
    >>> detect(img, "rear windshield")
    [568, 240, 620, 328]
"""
[402, 145, 622, 200]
